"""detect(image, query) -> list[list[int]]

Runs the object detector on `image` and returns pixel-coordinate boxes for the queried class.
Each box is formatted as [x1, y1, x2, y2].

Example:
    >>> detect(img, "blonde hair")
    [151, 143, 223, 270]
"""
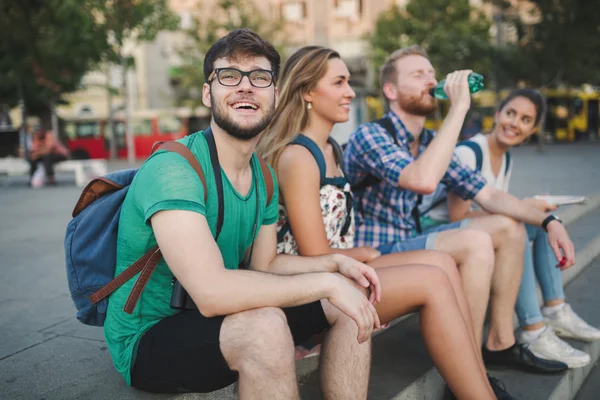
[257, 46, 340, 170]
[380, 45, 429, 106]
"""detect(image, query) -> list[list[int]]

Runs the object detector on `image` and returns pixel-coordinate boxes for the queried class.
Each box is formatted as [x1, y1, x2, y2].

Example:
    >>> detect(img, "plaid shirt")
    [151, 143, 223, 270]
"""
[343, 110, 486, 247]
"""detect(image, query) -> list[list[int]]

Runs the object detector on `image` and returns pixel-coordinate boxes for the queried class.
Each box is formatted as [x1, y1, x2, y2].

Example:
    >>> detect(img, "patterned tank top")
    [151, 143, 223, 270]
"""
[276, 135, 354, 255]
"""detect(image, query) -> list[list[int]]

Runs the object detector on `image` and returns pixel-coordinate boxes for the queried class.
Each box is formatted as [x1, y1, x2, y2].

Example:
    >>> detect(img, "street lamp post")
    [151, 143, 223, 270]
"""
[121, 53, 135, 165]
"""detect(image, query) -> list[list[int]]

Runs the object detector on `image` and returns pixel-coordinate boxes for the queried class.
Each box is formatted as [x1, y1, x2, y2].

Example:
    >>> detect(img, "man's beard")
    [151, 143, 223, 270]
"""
[398, 91, 437, 116]
[210, 92, 275, 141]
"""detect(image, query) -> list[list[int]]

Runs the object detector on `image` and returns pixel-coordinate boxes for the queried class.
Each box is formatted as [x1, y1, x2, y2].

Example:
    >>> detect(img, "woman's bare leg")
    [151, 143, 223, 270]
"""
[370, 264, 494, 400]
[369, 251, 486, 376]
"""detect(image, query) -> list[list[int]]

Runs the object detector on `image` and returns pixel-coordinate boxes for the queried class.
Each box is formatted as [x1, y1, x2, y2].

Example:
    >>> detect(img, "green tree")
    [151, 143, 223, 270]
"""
[369, 0, 493, 85]
[173, 0, 285, 108]
[499, 0, 600, 87]
[0, 0, 108, 127]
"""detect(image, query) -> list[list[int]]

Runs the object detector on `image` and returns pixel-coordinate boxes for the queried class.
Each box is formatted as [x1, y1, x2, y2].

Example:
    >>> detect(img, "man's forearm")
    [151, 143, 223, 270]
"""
[188, 268, 336, 317]
[476, 188, 547, 226]
[265, 253, 338, 275]
[410, 106, 469, 184]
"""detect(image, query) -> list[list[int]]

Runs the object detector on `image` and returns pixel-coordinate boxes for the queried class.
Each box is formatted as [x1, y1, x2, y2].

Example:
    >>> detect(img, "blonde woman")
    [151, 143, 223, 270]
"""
[258, 46, 505, 400]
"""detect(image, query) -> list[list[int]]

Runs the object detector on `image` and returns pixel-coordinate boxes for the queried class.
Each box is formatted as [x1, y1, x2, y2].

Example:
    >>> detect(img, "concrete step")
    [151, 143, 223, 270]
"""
[574, 359, 600, 400]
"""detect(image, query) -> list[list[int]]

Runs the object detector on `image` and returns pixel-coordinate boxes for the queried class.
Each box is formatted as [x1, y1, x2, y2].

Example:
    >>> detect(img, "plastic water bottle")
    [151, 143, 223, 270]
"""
[429, 72, 484, 99]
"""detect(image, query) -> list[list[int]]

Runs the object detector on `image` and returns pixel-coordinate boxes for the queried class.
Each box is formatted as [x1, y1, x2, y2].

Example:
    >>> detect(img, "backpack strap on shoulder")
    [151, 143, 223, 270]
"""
[291, 134, 327, 186]
[328, 136, 345, 169]
[375, 116, 399, 145]
[456, 141, 483, 172]
[257, 156, 274, 206]
[155, 141, 208, 203]
[351, 117, 398, 192]
[202, 128, 225, 239]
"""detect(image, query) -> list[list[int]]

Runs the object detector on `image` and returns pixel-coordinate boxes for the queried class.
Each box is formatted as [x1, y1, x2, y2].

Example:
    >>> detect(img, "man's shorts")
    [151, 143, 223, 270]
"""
[130, 301, 329, 394]
[376, 219, 470, 254]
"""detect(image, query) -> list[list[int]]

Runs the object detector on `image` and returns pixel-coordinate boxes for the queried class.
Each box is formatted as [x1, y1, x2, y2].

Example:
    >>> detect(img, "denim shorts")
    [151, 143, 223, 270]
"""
[377, 219, 470, 255]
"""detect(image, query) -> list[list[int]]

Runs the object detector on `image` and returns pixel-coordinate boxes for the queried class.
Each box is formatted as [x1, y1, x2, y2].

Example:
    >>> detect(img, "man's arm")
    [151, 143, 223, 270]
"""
[247, 223, 337, 274]
[396, 71, 472, 194]
[152, 210, 337, 316]
[248, 224, 382, 305]
[473, 185, 575, 267]
[152, 209, 380, 342]
[447, 191, 489, 221]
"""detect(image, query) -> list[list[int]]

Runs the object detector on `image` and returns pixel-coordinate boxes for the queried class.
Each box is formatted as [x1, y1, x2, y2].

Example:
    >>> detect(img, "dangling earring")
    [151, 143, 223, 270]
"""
[307, 102, 312, 110]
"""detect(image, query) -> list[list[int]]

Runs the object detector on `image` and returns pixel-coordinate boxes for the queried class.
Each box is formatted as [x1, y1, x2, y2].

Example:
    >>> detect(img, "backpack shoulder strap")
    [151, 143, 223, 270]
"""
[328, 136, 344, 167]
[350, 118, 396, 192]
[505, 151, 512, 175]
[291, 134, 327, 186]
[201, 128, 225, 239]
[375, 117, 399, 145]
[155, 141, 208, 203]
[456, 140, 483, 172]
[257, 156, 274, 206]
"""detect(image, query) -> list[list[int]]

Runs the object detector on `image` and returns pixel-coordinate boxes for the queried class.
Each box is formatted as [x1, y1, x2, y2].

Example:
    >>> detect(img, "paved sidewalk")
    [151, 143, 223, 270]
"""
[0, 142, 599, 400]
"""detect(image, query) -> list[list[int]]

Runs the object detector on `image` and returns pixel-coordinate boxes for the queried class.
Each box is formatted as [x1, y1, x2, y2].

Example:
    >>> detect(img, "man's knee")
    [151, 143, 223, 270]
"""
[220, 307, 294, 372]
[448, 228, 494, 266]
[495, 215, 527, 244]
[475, 215, 527, 247]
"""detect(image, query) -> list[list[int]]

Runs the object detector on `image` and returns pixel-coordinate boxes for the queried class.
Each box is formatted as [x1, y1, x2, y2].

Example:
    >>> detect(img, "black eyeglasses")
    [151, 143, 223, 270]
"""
[208, 68, 275, 88]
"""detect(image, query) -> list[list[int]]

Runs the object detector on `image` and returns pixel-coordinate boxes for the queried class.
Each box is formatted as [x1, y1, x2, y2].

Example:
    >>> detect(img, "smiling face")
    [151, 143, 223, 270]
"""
[304, 57, 356, 124]
[202, 55, 277, 141]
[493, 96, 539, 147]
[385, 55, 438, 116]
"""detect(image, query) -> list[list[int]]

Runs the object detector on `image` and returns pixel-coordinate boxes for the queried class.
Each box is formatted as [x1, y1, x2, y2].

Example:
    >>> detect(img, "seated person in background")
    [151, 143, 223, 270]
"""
[424, 88, 600, 369]
[28, 129, 69, 185]
[258, 45, 500, 400]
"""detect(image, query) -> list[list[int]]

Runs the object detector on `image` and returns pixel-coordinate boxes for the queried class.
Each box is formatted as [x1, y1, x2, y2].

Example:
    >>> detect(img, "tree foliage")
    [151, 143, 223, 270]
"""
[0, 0, 179, 125]
[89, 0, 180, 59]
[499, 0, 600, 87]
[0, 0, 108, 121]
[369, 0, 493, 85]
[173, 0, 285, 108]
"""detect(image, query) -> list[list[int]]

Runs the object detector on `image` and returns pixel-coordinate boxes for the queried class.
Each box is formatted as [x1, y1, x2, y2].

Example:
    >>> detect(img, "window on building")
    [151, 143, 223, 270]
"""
[282, 1, 307, 22]
[334, 0, 360, 20]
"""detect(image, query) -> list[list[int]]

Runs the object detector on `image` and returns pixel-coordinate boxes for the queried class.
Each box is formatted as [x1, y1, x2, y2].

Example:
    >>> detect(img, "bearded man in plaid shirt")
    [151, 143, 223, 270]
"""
[344, 46, 575, 379]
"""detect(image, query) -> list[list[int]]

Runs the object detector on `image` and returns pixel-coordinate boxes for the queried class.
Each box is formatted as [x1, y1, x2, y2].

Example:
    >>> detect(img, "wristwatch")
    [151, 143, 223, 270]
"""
[542, 215, 562, 232]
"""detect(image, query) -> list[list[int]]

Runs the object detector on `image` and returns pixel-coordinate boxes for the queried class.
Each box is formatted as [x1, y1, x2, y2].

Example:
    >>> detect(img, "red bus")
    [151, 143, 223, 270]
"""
[61, 109, 210, 160]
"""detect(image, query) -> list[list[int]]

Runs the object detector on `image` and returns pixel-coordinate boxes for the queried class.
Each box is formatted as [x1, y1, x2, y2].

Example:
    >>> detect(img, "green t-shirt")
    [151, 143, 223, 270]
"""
[103, 131, 279, 385]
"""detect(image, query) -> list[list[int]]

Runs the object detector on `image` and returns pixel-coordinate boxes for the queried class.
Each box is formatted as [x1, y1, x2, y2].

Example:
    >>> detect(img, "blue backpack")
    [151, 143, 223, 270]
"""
[65, 131, 274, 327]
[64, 140, 208, 326]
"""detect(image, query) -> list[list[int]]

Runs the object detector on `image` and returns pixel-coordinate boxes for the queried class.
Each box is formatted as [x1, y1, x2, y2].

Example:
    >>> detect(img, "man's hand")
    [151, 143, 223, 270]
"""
[334, 254, 382, 304]
[524, 197, 558, 212]
[444, 69, 473, 111]
[547, 221, 575, 270]
[328, 274, 381, 344]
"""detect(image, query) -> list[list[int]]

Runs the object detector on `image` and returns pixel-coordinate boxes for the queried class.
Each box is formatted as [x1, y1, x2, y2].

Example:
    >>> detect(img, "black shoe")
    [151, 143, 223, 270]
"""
[482, 342, 568, 373]
[488, 374, 519, 400]
[443, 376, 519, 400]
